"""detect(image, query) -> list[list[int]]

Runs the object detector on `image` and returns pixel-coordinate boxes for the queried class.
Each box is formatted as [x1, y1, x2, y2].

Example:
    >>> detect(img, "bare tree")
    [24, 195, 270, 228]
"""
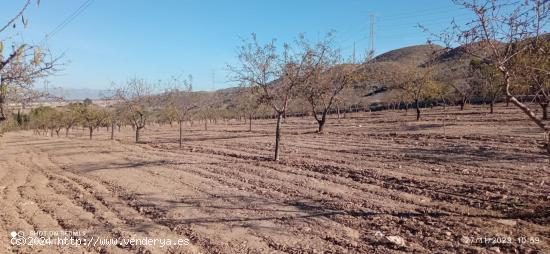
[82, 104, 108, 140]
[29, 106, 56, 136]
[443, 64, 476, 110]
[115, 78, 155, 143]
[236, 86, 262, 132]
[305, 64, 358, 132]
[61, 103, 84, 137]
[297, 35, 359, 133]
[396, 66, 440, 121]
[231, 33, 313, 160]
[163, 75, 197, 148]
[428, 0, 550, 152]
[1, 0, 61, 125]
[512, 38, 550, 119]
[471, 59, 504, 114]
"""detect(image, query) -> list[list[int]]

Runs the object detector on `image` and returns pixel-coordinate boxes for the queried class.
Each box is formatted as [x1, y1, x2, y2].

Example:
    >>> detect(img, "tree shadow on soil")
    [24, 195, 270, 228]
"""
[153, 134, 272, 144]
[68, 159, 179, 172]
[400, 144, 545, 164]
[124, 193, 550, 230]
[126, 194, 452, 227]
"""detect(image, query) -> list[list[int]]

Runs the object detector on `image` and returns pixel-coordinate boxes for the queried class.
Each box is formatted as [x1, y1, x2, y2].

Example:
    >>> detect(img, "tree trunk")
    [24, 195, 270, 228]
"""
[135, 126, 142, 143]
[318, 119, 326, 133]
[274, 112, 283, 161]
[204, 120, 207, 131]
[136, 126, 143, 143]
[541, 103, 549, 120]
[16, 109, 22, 125]
[415, 100, 421, 121]
[249, 115, 252, 132]
[336, 106, 340, 119]
[89, 126, 93, 140]
[317, 112, 327, 133]
[65, 127, 70, 137]
[179, 120, 183, 148]
[490, 101, 494, 114]
[111, 120, 115, 140]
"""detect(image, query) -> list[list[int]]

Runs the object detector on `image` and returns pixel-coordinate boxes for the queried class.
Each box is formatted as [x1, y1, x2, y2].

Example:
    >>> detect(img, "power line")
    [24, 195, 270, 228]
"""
[338, 22, 369, 45]
[367, 13, 375, 61]
[42, 0, 94, 44]
[337, 7, 472, 51]
[339, 12, 473, 52]
[377, 6, 464, 20]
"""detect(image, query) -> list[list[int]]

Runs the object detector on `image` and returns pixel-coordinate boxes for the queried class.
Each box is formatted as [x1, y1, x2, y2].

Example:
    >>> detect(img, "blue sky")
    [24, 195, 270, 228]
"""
[0, 0, 474, 91]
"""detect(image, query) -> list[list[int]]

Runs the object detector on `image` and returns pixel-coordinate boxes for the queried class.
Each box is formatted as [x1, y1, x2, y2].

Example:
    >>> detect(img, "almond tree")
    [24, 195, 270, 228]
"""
[159, 107, 177, 127]
[295, 34, 360, 132]
[397, 67, 439, 121]
[236, 86, 262, 132]
[29, 106, 56, 136]
[106, 108, 118, 140]
[231, 33, 313, 161]
[470, 59, 503, 114]
[82, 104, 108, 140]
[512, 39, 550, 119]
[163, 75, 197, 148]
[61, 103, 84, 137]
[115, 78, 155, 143]
[445, 64, 475, 110]
[197, 105, 216, 131]
[305, 64, 358, 132]
[433, 0, 550, 152]
[1, 0, 60, 125]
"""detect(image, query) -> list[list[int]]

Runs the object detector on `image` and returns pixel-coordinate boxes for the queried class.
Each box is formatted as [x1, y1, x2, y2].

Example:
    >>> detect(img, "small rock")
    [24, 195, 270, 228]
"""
[384, 235, 406, 247]
[374, 231, 384, 238]
[445, 231, 452, 236]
